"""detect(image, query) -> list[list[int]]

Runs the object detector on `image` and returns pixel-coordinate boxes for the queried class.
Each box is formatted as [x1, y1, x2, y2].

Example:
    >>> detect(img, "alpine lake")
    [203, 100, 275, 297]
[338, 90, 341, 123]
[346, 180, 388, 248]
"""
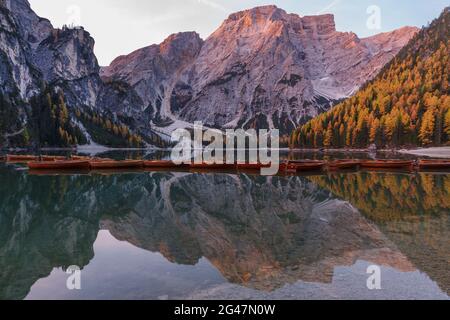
[0, 150, 448, 300]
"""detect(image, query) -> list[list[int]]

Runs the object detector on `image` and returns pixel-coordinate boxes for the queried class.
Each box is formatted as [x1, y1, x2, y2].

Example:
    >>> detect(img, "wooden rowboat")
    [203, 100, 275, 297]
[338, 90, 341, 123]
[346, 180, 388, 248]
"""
[89, 157, 113, 162]
[289, 160, 326, 172]
[28, 160, 91, 170]
[41, 156, 67, 162]
[72, 156, 92, 161]
[6, 155, 38, 163]
[328, 160, 361, 170]
[89, 160, 144, 169]
[360, 160, 414, 169]
[418, 159, 450, 170]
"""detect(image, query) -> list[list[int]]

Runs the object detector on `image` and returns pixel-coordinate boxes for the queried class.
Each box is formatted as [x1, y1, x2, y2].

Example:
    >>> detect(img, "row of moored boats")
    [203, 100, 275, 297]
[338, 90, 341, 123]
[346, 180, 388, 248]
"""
[2, 155, 450, 173]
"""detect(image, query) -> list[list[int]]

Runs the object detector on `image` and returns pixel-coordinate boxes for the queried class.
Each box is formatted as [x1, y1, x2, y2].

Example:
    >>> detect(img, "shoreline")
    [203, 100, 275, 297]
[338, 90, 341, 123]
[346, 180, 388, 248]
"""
[397, 147, 450, 159]
[3, 146, 450, 159]
[288, 147, 450, 158]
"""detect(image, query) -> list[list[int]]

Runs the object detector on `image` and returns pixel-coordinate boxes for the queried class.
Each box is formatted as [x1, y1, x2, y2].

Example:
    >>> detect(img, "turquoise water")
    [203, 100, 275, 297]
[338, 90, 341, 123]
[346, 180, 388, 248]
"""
[0, 157, 448, 300]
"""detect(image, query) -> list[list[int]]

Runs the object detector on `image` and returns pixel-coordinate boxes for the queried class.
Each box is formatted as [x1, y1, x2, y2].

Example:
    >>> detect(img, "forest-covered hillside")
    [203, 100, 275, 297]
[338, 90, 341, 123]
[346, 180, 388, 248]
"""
[291, 8, 450, 149]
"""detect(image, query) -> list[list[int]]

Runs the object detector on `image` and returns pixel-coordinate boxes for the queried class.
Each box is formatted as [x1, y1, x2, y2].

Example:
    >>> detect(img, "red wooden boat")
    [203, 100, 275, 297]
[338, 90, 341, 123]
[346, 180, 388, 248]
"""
[328, 160, 361, 170]
[90, 160, 144, 169]
[289, 160, 326, 172]
[72, 156, 92, 161]
[41, 156, 67, 162]
[6, 155, 38, 163]
[360, 160, 414, 169]
[90, 157, 113, 162]
[28, 160, 91, 170]
[418, 159, 450, 170]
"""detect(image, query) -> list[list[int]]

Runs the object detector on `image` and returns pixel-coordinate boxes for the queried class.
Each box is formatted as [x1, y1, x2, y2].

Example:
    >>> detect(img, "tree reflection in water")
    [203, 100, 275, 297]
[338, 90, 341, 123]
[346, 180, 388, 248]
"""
[0, 165, 448, 299]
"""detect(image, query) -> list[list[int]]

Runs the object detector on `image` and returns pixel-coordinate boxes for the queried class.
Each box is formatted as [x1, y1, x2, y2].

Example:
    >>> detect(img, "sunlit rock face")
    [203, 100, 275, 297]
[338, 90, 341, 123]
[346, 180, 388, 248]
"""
[100, 32, 204, 122]
[0, 0, 101, 106]
[0, 0, 148, 144]
[0, 0, 48, 99]
[33, 28, 103, 107]
[103, 5, 418, 133]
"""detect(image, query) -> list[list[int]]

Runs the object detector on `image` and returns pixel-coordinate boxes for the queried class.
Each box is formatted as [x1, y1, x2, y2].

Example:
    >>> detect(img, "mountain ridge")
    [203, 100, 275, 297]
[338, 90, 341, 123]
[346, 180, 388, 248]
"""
[0, 1, 419, 146]
[103, 5, 418, 134]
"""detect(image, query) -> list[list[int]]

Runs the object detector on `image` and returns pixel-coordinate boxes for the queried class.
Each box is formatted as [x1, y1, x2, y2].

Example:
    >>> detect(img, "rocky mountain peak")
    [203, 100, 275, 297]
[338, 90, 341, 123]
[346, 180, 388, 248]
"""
[301, 14, 336, 35]
[99, 6, 419, 135]
[362, 26, 419, 50]
[6, 0, 52, 47]
[221, 6, 336, 37]
[155, 8, 417, 133]
[101, 31, 204, 121]
[226, 5, 282, 22]
[158, 32, 203, 60]
[35, 27, 99, 81]
[0, 0, 102, 110]
[103, 32, 203, 79]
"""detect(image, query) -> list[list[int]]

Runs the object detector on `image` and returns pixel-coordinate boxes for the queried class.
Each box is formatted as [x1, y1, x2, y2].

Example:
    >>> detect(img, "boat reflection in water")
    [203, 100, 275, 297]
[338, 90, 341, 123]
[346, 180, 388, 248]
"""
[0, 164, 448, 300]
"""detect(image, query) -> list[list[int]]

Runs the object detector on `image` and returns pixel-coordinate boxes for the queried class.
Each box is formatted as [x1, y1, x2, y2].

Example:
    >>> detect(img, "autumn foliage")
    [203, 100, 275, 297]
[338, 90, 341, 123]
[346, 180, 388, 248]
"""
[310, 172, 450, 222]
[291, 8, 450, 149]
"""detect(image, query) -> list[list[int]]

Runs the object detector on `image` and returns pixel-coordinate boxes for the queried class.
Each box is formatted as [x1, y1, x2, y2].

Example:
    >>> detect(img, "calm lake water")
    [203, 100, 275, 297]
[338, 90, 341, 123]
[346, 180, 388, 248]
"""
[0, 151, 449, 300]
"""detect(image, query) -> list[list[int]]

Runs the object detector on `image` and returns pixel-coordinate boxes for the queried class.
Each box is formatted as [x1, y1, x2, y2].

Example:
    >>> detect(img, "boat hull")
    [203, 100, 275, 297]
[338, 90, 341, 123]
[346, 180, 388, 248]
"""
[418, 160, 450, 170]
[41, 156, 68, 162]
[28, 160, 91, 170]
[328, 161, 361, 170]
[361, 160, 414, 169]
[289, 161, 326, 172]
[7, 155, 38, 163]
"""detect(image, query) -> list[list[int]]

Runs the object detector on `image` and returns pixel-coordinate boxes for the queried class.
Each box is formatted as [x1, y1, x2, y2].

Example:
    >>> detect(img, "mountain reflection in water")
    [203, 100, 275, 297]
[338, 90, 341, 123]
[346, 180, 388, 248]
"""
[0, 165, 448, 300]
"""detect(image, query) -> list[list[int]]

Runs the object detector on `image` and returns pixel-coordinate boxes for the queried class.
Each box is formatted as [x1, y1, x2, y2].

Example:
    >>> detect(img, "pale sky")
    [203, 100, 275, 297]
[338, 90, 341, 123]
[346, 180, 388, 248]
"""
[28, 0, 449, 66]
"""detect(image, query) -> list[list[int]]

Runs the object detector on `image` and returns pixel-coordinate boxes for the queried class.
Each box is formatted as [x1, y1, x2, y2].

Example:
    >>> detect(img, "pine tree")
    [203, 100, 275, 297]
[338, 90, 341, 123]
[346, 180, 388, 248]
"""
[444, 108, 450, 140]
[419, 108, 436, 145]
[324, 124, 333, 147]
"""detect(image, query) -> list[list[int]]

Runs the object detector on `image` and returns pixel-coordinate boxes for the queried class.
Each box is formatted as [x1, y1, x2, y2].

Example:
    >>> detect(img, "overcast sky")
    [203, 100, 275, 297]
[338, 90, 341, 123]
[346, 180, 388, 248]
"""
[28, 0, 449, 66]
